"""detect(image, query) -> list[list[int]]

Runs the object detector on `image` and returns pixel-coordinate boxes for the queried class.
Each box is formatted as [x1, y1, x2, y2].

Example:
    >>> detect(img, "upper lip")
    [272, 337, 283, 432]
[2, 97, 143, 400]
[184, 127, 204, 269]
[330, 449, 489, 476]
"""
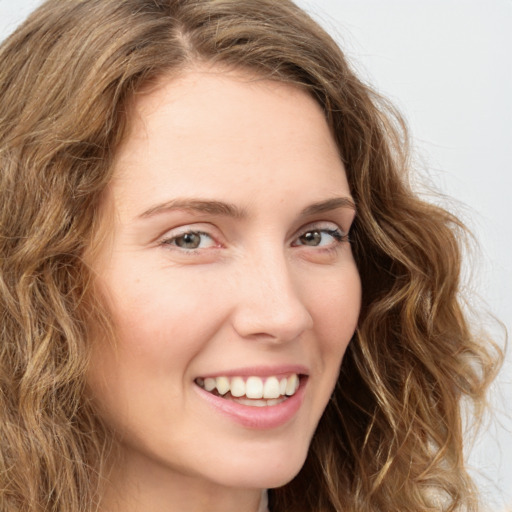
[196, 364, 309, 379]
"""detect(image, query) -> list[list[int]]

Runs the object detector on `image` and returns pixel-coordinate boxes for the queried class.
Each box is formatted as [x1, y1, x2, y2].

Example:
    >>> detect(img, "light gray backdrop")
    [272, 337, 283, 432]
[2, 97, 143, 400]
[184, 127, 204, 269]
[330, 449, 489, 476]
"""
[1, 0, 510, 509]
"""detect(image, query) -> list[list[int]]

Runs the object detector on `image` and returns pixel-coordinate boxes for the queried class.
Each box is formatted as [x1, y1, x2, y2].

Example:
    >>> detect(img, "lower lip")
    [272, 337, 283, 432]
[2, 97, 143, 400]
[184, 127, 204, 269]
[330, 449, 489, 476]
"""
[194, 378, 307, 429]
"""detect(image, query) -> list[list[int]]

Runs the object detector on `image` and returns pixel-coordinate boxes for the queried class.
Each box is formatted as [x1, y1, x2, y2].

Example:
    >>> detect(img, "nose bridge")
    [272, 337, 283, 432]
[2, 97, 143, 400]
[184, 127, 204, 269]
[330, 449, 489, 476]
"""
[231, 242, 313, 341]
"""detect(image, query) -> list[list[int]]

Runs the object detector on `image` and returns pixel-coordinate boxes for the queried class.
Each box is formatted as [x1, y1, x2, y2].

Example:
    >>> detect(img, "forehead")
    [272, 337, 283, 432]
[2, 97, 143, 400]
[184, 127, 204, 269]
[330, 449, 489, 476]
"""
[125, 68, 330, 146]
[108, 66, 349, 217]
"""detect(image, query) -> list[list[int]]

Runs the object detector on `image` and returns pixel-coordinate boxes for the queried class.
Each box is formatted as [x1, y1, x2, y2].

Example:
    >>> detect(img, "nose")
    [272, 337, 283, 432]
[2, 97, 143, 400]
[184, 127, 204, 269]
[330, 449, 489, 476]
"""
[230, 247, 313, 343]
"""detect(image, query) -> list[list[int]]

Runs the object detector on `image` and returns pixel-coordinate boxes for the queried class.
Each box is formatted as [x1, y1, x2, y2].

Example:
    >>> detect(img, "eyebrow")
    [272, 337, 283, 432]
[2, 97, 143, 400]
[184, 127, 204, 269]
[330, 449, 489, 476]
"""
[139, 199, 247, 219]
[138, 196, 356, 219]
[300, 197, 356, 216]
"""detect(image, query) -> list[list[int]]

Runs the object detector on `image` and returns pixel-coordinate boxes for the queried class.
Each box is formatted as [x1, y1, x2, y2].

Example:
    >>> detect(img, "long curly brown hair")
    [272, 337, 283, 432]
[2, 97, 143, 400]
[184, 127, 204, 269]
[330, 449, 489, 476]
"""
[0, 1, 501, 511]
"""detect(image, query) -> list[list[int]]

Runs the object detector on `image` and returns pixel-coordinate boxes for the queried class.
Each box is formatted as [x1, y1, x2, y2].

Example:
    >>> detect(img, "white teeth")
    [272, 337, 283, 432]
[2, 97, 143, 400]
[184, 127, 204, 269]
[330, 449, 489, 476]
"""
[234, 396, 287, 407]
[204, 377, 216, 392]
[230, 377, 245, 397]
[196, 373, 301, 401]
[216, 376, 230, 396]
[237, 398, 267, 407]
[266, 397, 285, 406]
[246, 376, 264, 399]
[279, 377, 287, 395]
[263, 376, 280, 399]
[285, 374, 299, 396]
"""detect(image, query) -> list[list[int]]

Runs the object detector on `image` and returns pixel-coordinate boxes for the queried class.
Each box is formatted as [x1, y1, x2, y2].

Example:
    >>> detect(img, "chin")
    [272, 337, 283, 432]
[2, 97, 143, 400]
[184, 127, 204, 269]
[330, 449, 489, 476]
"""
[207, 441, 310, 490]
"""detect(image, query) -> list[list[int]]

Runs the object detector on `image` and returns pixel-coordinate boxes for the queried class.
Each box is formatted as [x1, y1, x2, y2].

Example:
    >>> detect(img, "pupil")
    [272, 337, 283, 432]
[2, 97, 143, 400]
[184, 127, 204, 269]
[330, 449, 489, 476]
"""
[178, 233, 200, 249]
[301, 231, 321, 246]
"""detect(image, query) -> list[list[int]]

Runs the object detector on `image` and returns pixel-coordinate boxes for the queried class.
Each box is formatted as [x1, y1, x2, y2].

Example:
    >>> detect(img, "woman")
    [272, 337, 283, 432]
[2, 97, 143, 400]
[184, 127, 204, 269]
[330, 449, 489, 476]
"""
[0, 1, 500, 511]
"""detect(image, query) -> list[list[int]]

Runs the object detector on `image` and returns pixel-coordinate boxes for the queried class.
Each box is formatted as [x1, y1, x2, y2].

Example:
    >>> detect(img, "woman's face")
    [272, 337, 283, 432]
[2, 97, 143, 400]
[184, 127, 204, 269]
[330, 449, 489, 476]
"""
[88, 67, 361, 493]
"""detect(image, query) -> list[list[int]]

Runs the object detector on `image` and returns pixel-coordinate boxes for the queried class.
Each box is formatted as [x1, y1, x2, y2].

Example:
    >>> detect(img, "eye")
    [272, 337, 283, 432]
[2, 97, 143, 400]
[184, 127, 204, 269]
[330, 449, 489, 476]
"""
[293, 227, 346, 248]
[162, 230, 217, 250]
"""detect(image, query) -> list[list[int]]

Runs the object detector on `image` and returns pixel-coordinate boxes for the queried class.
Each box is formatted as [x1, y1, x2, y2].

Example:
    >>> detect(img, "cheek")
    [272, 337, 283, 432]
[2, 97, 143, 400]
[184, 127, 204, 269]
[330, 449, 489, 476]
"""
[309, 262, 361, 341]
[87, 265, 230, 391]
[306, 262, 361, 382]
[85, 277, 223, 437]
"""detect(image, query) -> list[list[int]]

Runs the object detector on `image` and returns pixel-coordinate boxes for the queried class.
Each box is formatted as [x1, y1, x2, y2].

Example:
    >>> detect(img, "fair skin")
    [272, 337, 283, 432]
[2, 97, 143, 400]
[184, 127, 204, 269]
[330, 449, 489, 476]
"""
[87, 66, 361, 512]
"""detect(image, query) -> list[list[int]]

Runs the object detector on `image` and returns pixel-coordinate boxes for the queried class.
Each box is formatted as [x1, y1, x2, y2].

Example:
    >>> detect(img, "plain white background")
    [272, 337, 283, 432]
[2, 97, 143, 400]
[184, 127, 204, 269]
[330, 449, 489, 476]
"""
[1, 0, 510, 509]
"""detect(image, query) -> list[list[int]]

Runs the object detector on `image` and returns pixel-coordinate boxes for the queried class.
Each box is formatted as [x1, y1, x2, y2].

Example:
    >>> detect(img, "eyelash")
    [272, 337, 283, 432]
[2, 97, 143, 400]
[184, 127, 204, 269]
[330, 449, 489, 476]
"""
[159, 224, 349, 254]
[292, 227, 348, 248]
[160, 230, 217, 251]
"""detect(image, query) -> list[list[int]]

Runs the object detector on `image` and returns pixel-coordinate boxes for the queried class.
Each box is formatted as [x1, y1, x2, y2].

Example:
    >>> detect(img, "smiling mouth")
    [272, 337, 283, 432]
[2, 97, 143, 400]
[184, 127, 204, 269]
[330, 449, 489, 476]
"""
[195, 374, 302, 407]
